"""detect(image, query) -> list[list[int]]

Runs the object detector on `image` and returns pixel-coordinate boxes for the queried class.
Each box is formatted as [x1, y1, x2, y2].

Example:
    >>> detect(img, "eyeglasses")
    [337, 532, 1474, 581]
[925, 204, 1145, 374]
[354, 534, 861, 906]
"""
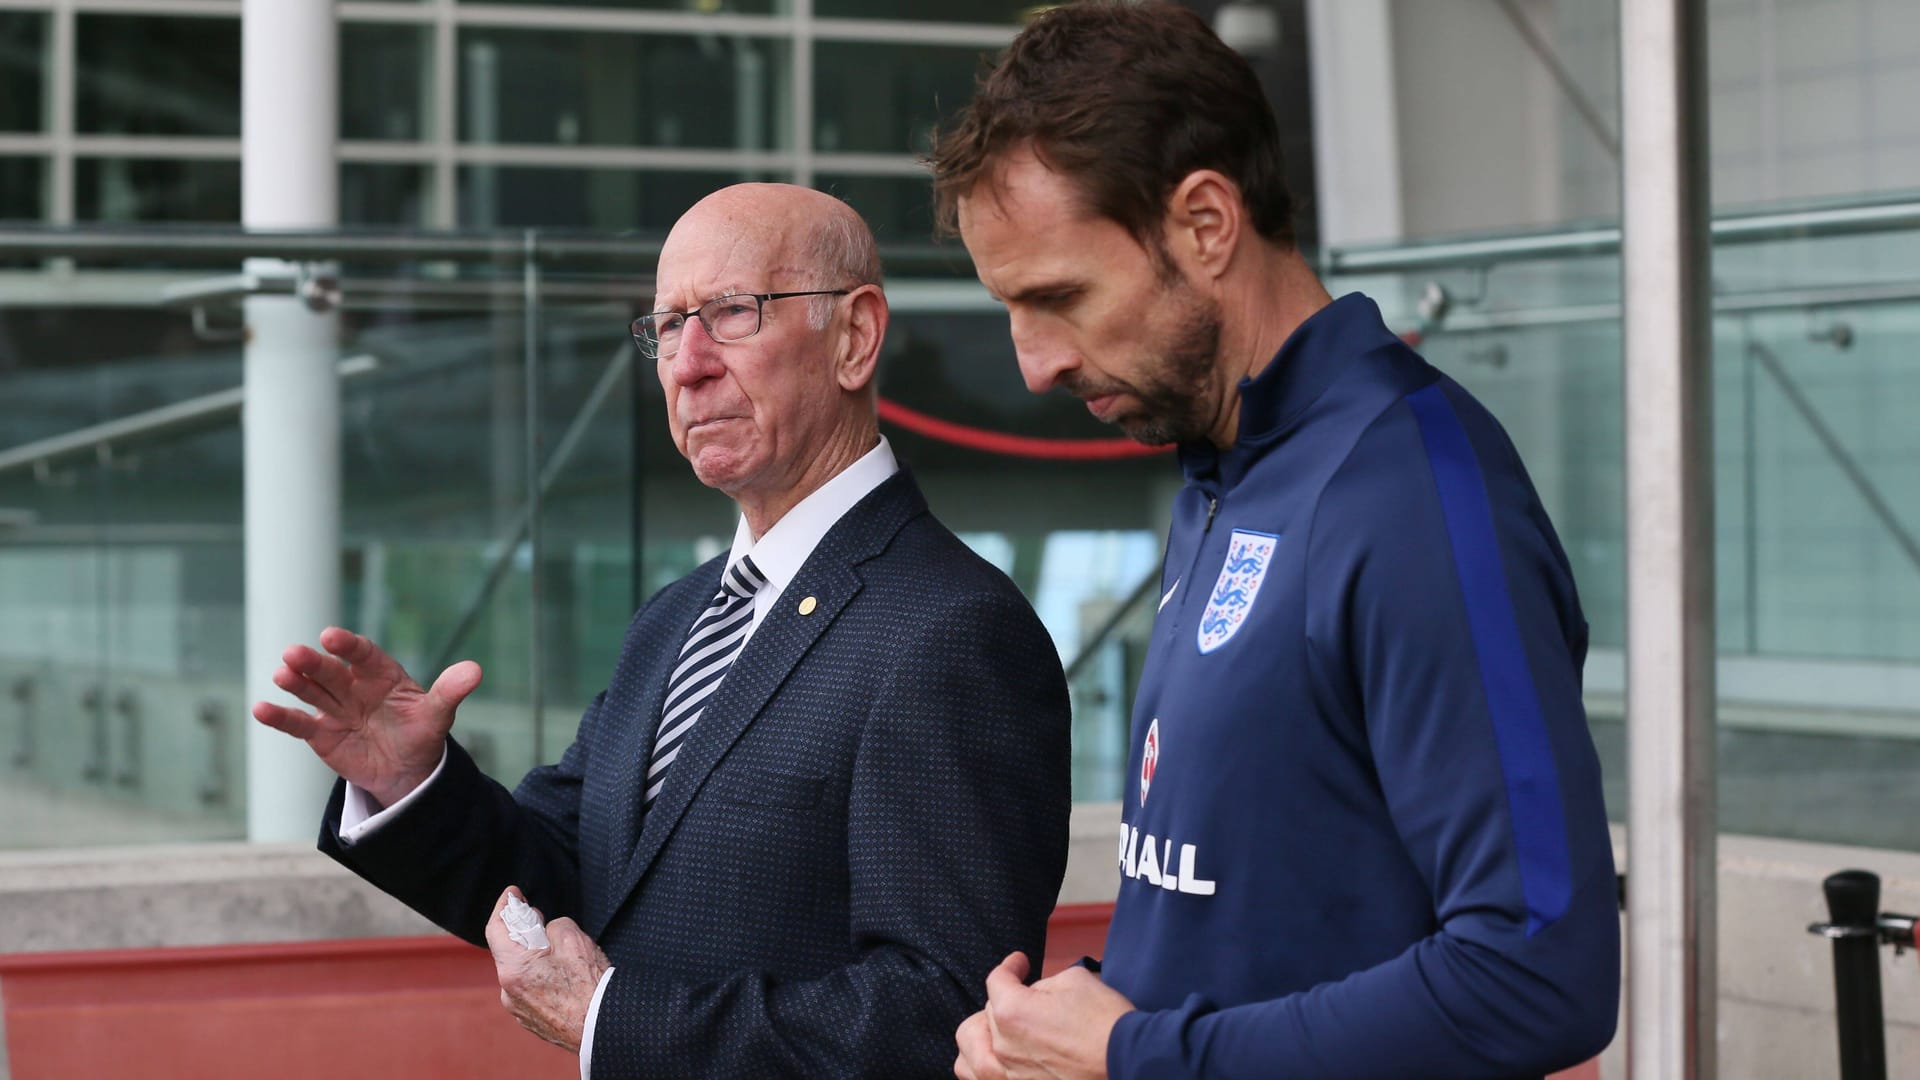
[630, 290, 851, 360]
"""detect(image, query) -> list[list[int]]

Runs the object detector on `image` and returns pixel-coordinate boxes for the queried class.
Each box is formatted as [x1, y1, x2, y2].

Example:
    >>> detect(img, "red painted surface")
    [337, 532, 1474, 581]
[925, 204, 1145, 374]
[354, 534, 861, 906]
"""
[0, 936, 574, 1080]
[0, 903, 1599, 1078]
[1038, 901, 1114, 976]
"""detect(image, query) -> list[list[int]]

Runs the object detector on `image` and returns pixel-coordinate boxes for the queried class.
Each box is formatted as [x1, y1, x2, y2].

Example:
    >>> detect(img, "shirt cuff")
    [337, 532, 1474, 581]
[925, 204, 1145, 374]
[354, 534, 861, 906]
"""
[336, 743, 449, 846]
[579, 966, 617, 1080]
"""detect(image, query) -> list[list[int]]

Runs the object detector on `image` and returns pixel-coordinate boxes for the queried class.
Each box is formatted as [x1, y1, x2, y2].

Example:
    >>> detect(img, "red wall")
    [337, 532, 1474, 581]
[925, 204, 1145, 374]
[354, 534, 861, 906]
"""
[0, 903, 1595, 1079]
[0, 936, 575, 1080]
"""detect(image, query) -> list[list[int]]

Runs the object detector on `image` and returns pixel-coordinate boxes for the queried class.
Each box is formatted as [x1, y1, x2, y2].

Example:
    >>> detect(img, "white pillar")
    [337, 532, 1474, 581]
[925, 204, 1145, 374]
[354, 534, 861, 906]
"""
[243, 0, 341, 842]
[1621, 0, 1716, 1076]
[1304, 0, 1404, 248]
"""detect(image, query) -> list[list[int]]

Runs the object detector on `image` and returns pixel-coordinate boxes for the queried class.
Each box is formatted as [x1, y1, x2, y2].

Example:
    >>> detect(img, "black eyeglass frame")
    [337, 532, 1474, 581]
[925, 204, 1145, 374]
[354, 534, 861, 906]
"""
[630, 290, 852, 359]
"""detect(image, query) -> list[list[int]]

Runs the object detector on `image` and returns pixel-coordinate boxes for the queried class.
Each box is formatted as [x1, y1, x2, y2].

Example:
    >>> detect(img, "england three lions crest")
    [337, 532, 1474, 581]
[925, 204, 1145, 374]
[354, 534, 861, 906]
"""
[1197, 529, 1279, 654]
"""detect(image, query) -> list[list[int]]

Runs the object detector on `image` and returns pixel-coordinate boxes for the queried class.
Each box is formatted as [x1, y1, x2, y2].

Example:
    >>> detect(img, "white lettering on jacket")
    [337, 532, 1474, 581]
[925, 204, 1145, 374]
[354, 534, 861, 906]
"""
[1116, 822, 1217, 896]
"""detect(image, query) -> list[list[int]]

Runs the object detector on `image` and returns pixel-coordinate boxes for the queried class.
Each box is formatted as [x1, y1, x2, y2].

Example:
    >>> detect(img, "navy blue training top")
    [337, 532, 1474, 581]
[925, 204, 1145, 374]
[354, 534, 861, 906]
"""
[1101, 294, 1620, 1079]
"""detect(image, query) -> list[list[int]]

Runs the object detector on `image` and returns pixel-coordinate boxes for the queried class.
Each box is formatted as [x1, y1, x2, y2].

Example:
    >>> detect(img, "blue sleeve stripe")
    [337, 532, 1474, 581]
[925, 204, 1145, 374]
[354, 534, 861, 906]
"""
[1405, 382, 1573, 935]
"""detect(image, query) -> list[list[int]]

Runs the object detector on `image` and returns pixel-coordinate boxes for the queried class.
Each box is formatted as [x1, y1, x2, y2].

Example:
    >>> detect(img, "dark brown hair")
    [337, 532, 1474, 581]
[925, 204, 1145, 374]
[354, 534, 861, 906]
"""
[927, 0, 1295, 249]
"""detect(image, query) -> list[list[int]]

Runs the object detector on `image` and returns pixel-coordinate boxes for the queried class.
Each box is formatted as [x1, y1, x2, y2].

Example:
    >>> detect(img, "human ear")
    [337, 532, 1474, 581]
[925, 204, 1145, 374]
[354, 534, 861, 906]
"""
[835, 285, 888, 393]
[1163, 170, 1243, 281]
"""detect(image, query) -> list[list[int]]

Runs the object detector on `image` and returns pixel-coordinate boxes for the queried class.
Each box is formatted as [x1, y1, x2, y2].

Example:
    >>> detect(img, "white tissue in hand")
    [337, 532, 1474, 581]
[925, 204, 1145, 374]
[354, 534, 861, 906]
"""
[502, 894, 551, 950]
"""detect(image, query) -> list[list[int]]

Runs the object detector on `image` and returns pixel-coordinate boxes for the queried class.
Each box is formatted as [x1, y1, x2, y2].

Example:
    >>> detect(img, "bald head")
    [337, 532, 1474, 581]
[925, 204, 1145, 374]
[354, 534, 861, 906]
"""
[664, 184, 880, 324]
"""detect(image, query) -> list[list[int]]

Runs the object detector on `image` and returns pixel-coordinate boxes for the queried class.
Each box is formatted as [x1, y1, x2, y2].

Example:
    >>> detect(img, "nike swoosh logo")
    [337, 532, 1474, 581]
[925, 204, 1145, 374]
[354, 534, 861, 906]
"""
[1158, 578, 1180, 612]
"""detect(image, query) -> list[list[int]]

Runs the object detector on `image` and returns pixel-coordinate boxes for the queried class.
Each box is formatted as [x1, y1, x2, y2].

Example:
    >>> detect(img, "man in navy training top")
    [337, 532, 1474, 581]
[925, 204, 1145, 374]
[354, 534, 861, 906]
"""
[930, 3, 1620, 1078]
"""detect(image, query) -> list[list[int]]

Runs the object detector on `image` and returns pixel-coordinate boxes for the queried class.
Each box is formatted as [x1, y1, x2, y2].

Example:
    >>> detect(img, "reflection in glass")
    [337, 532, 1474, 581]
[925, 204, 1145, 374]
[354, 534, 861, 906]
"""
[0, 158, 43, 221]
[76, 16, 240, 137]
[458, 166, 769, 229]
[1727, 307, 1920, 662]
[342, 163, 432, 227]
[814, 41, 985, 155]
[459, 0, 774, 10]
[1038, 531, 1160, 802]
[459, 30, 786, 150]
[75, 158, 241, 223]
[0, 328, 247, 846]
[0, 13, 47, 132]
[335, 305, 642, 775]
[817, 174, 937, 245]
[816, 0, 1023, 21]
[342, 22, 433, 142]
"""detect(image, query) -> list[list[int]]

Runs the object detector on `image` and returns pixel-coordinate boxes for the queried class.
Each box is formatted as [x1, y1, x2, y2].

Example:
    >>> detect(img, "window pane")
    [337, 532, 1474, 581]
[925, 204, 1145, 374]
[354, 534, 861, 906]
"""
[77, 16, 240, 137]
[459, 0, 774, 10]
[814, 42, 985, 155]
[75, 159, 240, 223]
[343, 163, 433, 226]
[815, 0, 1022, 22]
[342, 23, 433, 141]
[0, 158, 45, 220]
[459, 166, 768, 229]
[817, 174, 936, 246]
[460, 30, 787, 149]
[0, 13, 48, 132]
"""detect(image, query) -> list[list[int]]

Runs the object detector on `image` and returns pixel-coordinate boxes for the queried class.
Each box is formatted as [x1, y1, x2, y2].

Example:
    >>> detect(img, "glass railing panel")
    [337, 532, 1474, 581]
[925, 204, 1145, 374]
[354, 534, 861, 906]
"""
[0, 237, 654, 845]
[523, 297, 642, 766]
[1722, 303, 1920, 663]
[1705, 295, 1920, 851]
[1325, 206, 1920, 850]
[327, 267, 647, 783]
[335, 292, 545, 786]
[0, 289, 250, 847]
[7, 207, 1909, 853]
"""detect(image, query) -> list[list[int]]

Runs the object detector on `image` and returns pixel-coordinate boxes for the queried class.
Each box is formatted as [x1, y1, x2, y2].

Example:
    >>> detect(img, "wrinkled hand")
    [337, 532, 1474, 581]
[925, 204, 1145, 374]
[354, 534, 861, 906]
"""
[485, 887, 611, 1053]
[249, 626, 481, 807]
[955, 953, 1132, 1080]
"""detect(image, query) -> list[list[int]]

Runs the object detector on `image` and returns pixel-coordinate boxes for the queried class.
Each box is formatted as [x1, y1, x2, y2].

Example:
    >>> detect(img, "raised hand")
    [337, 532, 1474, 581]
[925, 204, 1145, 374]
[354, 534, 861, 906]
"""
[251, 626, 483, 807]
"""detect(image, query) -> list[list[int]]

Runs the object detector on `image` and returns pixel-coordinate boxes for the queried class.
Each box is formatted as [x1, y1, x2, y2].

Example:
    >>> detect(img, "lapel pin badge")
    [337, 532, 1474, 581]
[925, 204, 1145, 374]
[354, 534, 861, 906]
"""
[798, 595, 818, 616]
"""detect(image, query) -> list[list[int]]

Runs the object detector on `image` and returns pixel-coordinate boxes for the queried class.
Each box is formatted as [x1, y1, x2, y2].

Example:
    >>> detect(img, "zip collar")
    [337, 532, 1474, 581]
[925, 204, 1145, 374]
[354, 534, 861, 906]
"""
[1177, 292, 1403, 492]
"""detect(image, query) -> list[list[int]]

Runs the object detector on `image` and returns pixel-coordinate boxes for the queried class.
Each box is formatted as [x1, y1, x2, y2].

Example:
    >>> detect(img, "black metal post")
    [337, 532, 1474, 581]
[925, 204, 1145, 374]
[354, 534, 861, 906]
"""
[1821, 869, 1887, 1080]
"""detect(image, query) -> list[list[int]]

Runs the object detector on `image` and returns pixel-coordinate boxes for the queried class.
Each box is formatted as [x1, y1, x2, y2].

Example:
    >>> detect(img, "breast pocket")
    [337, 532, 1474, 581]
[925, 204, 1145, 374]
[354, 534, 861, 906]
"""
[702, 763, 824, 810]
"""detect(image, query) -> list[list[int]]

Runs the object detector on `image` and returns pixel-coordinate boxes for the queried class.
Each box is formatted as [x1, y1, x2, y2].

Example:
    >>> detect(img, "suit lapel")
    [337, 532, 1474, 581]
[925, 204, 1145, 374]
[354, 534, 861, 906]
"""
[616, 560, 860, 896]
[605, 469, 929, 917]
[598, 567, 720, 914]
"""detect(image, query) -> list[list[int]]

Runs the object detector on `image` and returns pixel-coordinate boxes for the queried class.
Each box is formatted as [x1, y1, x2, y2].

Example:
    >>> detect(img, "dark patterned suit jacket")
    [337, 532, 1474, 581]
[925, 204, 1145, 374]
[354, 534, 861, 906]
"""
[320, 470, 1073, 1078]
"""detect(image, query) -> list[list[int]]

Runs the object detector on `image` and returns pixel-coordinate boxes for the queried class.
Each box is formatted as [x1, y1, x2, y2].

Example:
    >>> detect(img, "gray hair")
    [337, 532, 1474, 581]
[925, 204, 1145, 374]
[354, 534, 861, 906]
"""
[803, 201, 883, 329]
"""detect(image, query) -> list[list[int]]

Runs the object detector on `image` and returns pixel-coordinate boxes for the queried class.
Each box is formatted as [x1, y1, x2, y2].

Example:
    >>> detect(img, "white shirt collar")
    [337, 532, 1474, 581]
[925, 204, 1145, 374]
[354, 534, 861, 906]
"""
[727, 436, 899, 631]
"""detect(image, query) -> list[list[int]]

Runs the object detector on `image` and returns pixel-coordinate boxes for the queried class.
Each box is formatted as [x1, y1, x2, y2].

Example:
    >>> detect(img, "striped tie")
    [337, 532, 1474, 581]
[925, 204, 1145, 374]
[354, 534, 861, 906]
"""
[644, 555, 767, 808]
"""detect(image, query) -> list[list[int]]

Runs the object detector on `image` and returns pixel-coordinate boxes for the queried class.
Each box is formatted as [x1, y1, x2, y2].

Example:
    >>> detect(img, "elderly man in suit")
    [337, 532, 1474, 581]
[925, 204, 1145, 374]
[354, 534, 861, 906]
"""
[252, 183, 1073, 1079]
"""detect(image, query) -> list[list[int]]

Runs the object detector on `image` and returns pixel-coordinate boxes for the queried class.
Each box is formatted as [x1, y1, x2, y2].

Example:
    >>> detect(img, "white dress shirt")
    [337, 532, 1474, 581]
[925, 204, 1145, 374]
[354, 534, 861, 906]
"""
[340, 436, 899, 1079]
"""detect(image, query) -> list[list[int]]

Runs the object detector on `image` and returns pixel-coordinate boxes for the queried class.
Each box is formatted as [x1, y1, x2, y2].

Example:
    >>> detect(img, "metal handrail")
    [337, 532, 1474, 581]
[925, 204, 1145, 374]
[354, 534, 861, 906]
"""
[430, 341, 635, 675]
[1747, 340, 1920, 581]
[1392, 279, 1920, 336]
[0, 354, 380, 481]
[1062, 566, 1160, 686]
[0, 224, 965, 272]
[1323, 193, 1920, 275]
[0, 224, 649, 264]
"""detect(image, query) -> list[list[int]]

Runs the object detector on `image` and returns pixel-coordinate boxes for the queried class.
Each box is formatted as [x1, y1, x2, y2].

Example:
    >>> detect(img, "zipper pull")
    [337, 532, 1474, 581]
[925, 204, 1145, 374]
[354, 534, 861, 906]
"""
[1204, 496, 1218, 531]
